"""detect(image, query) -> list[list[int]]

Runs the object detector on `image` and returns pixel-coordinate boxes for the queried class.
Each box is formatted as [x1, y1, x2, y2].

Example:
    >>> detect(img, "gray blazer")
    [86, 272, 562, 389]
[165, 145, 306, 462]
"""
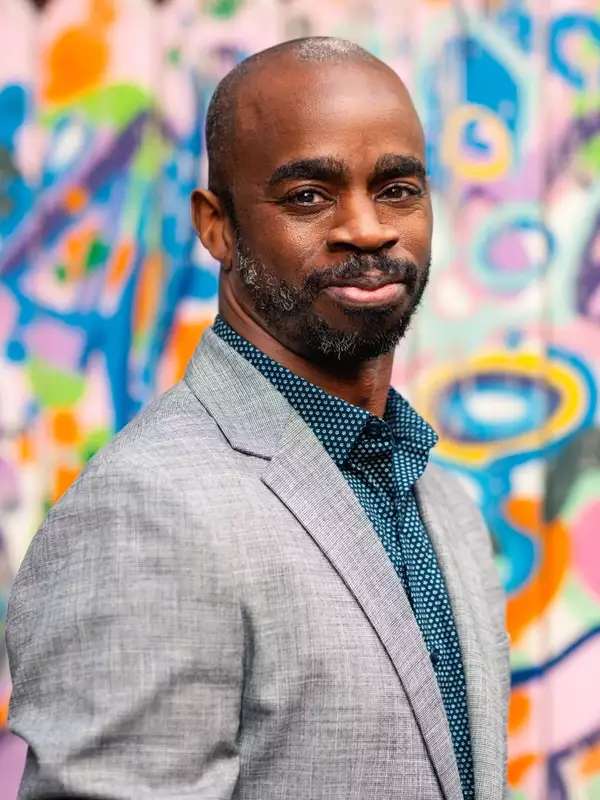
[7, 329, 510, 800]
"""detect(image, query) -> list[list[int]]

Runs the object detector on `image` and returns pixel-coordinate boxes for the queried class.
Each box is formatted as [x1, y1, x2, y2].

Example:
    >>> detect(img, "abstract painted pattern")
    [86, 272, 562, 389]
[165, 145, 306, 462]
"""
[1, 1, 599, 797]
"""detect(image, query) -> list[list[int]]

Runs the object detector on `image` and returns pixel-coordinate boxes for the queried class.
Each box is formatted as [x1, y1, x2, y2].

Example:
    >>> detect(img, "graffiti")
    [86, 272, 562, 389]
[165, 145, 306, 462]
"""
[0, 1, 599, 797]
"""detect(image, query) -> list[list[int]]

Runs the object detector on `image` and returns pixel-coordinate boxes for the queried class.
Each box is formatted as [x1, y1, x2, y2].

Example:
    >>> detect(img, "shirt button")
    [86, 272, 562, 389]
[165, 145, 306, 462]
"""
[364, 419, 384, 437]
[429, 648, 440, 667]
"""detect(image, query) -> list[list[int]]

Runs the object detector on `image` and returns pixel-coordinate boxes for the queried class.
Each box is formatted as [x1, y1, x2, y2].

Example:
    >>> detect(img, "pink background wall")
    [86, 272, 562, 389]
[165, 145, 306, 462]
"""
[1, 1, 600, 797]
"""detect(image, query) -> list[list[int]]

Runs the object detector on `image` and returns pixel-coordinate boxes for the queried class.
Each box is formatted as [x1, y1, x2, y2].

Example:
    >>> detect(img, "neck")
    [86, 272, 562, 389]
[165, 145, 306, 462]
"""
[219, 292, 394, 418]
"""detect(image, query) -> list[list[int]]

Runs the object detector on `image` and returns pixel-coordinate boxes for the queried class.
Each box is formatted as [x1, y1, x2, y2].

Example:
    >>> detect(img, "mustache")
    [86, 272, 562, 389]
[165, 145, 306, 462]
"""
[303, 253, 419, 295]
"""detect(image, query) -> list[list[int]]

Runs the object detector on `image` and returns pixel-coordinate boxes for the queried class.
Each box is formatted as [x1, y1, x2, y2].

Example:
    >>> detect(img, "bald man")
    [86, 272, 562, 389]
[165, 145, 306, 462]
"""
[7, 38, 509, 800]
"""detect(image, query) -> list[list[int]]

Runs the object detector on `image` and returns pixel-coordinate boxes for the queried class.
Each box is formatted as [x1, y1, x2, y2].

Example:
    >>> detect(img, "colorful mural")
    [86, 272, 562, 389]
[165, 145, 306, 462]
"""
[1, 0, 599, 797]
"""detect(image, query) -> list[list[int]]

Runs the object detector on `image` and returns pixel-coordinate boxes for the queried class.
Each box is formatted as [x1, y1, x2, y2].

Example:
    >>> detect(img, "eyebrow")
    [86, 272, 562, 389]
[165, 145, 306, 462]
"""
[369, 154, 427, 185]
[266, 157, 349, 188]
[265, 153, 427, 190]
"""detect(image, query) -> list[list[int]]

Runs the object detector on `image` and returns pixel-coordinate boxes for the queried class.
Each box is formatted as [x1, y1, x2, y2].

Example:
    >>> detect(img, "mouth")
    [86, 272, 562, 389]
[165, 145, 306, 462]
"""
[322, 275, 407, 307]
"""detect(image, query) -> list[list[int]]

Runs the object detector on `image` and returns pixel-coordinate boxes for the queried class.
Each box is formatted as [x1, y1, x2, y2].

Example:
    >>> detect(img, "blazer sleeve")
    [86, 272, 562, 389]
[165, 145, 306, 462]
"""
[6, 457, 243, 799]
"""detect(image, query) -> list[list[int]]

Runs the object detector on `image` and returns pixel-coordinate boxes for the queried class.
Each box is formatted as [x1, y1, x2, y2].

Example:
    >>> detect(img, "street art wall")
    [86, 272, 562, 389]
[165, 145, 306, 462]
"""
[1, 0, 599, 797]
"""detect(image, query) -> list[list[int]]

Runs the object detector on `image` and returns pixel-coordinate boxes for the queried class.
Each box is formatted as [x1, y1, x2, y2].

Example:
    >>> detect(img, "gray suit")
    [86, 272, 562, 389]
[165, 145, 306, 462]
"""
[7, 329, 510, 799]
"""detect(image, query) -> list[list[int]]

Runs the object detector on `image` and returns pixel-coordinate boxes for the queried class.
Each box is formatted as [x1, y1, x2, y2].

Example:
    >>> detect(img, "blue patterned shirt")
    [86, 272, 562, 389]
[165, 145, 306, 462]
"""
[213, 315, 474, 800]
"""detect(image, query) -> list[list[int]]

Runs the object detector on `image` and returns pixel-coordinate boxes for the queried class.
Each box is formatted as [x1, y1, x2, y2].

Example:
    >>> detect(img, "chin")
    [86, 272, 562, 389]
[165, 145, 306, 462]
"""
[298, 308, 413, 364]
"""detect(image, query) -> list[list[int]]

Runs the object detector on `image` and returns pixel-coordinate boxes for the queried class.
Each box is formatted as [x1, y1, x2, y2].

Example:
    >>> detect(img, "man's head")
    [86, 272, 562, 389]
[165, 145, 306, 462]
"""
[192, 37, 432, 364]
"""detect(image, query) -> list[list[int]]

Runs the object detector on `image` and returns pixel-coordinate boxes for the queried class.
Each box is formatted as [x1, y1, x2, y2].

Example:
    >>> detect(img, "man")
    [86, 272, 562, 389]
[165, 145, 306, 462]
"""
[7, 37, 509, 799]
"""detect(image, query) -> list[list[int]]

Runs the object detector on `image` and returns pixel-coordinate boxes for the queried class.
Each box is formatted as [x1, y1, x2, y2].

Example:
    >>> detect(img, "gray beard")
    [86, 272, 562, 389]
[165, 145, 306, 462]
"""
[235, 236, 429, 363]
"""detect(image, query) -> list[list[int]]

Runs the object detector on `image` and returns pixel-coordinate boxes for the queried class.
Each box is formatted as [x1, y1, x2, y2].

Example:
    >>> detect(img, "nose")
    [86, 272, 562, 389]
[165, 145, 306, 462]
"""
[326, 195, 400, 253]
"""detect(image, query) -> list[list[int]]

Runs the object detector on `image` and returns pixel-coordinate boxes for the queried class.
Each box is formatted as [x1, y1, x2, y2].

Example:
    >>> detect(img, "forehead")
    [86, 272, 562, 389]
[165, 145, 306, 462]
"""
[231, 59, 425, 185]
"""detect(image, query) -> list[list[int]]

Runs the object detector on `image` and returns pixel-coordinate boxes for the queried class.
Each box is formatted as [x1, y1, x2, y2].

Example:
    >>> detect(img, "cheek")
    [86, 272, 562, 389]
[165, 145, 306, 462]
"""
[392, 207, 433, 260]
[243, 208, 329, 278]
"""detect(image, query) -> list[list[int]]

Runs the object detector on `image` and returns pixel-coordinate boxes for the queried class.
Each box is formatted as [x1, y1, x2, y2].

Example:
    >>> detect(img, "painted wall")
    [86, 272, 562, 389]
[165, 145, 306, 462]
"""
[1, 0, 599, 797]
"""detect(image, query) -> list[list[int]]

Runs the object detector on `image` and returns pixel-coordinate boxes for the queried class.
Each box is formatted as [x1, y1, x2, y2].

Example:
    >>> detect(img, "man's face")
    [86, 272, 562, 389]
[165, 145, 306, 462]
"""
[225, 57, 432, 363]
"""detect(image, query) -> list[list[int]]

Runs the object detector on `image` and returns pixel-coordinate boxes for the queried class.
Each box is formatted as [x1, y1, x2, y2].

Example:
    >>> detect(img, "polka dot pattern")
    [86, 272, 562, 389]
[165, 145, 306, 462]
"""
[214, 316, 474, 800]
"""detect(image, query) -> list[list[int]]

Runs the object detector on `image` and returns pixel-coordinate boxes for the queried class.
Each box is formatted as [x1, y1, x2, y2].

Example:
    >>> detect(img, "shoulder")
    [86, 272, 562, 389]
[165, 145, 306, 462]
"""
[421, 461, 507, 633]
[420, 460, 494, 555]
[9, 381, 248, 610]
[49, 378, 258, 520]
[90, 379, 229, 476]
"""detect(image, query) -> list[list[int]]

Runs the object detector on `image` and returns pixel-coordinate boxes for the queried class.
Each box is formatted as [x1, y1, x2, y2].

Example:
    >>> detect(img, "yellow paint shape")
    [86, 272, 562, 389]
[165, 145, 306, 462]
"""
[416, 350, 586, 468]
[441, 104, 512, 182]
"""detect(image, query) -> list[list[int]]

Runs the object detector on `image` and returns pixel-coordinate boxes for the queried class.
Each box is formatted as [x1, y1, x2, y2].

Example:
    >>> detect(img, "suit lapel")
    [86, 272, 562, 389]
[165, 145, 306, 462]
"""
[262, 412, 463, 800]
[417, 470, 506, 800]
[186, 330, 463, 799]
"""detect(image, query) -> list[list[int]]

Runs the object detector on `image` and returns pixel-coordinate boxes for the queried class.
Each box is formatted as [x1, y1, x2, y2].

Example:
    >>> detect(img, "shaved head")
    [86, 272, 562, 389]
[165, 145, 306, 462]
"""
[193, 35, 430, 367]
[205, 37, 395, 217]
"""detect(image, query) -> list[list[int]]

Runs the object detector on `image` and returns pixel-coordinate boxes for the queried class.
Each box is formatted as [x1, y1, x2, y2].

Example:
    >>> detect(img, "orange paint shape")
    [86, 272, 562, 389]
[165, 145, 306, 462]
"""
[168, 318, 212, 384]
[107, 241, 134, 291]
[0, 694, 8, 728]
[508, 689, 531, 735]
[52, 465, 80, 504]
[133, 253, 163, 335]
[43, 25, 109, 104]
[505, 498, 570, 644]
[508, 753, 540, 788]
[16, 432, 35, 463]
[64, 186, 88, 214]
[89, 0, 116, 27]
[64, 226, 95, 280]
[580, 742, 600, 777]
[51, 410, 80, 446]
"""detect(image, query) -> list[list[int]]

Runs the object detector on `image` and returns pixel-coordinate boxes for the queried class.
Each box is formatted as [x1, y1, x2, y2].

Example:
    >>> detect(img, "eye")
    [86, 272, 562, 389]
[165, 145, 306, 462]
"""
[284, 188, 331, 206]
[378, 183, 421, 201]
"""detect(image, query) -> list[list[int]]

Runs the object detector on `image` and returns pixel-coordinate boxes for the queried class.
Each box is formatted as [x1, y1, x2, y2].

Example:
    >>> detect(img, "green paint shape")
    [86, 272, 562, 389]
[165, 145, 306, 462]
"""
[28, 358, 85, 408]
[55, 264, 67, 282]
[580, 134, 600, 172]
[43, 83, 153, 130]
[80, 428, 112, 463]
[86, 239, 110, 271]
[510, 649, 532, 669]
[588, 776, 600, 798]
[167, 47, 181, 65]
[133, 128, 165, 180]
[574, 93, 600, 116]
[562, 578, 600, 626]
[208, 0, 243, 18]
[560, 470, 600, 522]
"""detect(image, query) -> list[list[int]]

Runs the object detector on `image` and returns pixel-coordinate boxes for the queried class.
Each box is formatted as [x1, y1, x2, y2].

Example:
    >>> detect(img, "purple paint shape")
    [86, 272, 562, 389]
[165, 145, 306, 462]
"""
[0, 288, 17, 343]
[577, 212, 600, 320]
[488, 231, 530, 272]
[0, 458, 19, 508]
[0, 731, 26, 800]
[22, 319, 84, 371]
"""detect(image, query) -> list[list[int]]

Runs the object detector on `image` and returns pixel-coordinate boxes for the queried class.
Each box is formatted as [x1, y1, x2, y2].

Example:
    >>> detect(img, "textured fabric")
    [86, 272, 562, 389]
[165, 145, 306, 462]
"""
[213, 316, 475, 800]
[7, 328, 510, 800]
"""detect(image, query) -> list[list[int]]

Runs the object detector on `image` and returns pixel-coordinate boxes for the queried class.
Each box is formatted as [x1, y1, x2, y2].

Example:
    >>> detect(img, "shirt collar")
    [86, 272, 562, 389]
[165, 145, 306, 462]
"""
[212, 315, 437, 467]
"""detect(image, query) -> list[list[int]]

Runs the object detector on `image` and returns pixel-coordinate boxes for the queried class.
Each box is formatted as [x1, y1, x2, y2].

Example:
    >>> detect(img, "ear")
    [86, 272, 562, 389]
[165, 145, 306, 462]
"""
[190, 189, 235, 270]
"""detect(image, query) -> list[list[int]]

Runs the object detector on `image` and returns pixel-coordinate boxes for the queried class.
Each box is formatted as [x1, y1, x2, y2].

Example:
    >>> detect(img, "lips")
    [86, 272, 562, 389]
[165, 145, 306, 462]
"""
[325, 272, 400, 291]
[323, 280, 406, 307]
